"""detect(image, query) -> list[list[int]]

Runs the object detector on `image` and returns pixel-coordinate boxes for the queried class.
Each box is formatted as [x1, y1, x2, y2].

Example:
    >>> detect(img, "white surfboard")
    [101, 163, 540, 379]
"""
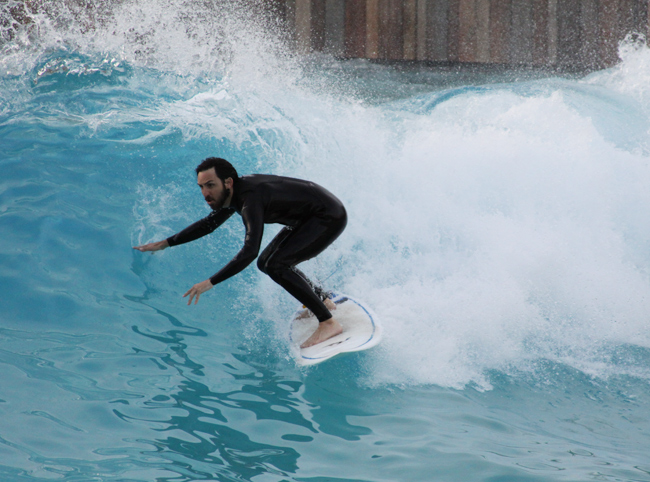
[290, 293, 383, 366]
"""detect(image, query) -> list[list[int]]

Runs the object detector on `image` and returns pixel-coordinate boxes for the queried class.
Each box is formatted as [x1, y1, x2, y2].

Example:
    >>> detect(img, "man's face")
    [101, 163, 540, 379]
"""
[197, 168, 231, 210]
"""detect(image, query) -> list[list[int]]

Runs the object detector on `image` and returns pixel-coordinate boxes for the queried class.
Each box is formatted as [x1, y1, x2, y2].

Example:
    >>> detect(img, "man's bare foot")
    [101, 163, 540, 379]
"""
[296, 297, 337, 320]
[300, 318, 343, 348]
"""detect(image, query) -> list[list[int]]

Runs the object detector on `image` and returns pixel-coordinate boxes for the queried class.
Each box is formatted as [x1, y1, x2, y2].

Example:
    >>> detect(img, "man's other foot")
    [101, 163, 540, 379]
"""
[300, 318, 343, 348]
[324, 297, 336, 311]
[296, 297, 337, 320]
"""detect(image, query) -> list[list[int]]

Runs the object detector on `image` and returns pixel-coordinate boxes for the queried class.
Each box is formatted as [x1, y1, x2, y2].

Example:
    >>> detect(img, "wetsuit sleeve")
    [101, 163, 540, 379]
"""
[166, 208, 235, 247]
[209, 200, 265, 285]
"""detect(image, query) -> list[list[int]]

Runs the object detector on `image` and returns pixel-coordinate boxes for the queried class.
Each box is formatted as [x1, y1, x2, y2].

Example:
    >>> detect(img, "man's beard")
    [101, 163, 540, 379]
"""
[209, 187, 230, 210]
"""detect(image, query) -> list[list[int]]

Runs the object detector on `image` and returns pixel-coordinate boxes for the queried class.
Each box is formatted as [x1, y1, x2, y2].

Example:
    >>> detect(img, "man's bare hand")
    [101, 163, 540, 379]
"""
[133, 240, 169, 252]
[183, 280, 213, 305]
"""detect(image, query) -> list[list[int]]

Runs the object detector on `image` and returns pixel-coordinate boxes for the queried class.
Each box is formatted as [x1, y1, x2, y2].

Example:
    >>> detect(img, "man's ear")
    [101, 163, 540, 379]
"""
[225, 177, 233, 189]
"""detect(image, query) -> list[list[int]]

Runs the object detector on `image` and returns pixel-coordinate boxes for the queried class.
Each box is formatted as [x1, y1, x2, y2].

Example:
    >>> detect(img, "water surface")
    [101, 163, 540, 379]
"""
[2, 1, 650, 480]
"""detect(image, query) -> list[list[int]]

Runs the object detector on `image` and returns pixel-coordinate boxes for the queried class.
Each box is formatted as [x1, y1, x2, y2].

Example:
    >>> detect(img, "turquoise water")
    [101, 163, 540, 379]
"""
[3, 1, 650, 480]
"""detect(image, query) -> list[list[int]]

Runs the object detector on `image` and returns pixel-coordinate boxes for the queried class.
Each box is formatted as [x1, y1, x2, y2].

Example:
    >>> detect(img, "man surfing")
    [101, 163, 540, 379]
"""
[133, 157, 347, 348]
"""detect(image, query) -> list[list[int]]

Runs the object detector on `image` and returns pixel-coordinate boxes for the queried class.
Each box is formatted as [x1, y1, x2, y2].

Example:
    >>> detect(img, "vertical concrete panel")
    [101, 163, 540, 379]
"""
[626, 0, 647, 36]
[643, 0, 650, 44]
[532, 0, 549, 65]
[580, 0, 599, 68]
[366, 0, 380, 57]
[490, 0, 511, 62]
[557, 0, 583, 66]
[378, 0, 404, 59]
[295, 0, 312, 52]
[265, 0, 288, 30]
[510, 0, 534, 63]
[344, 0, 367, 57]
[637, 0, 649, 37]
[457, 0, 489, 62]
[429, 0, 450, 61]
[447, 0, 461, 60]
[378, 0, 390, 57]
[404, 0, 418, 59]
[390, 0, 405, 59]
[311, 0, 327, 51]
[599, 0, 619, 66]
[325, 0, 346, 54]
[285, 0, 297, 50]
[644, 3, 650, 41]
[416, 0, 428, 59]
[391, 0, 406, 58]
[458, 0, 478, 61]
[618, 0, 635, 37]
[547, 0, 558, 63]
[476, 0, 491, 61]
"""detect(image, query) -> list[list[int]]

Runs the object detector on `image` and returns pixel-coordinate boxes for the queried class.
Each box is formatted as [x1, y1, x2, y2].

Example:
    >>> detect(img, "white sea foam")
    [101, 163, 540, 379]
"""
[588, 34, 650, 111]
[249, 43, 650, 388]
[148, 43, 650, 388]
[339, 55, 650, 388]
[1, 0, 298, 86]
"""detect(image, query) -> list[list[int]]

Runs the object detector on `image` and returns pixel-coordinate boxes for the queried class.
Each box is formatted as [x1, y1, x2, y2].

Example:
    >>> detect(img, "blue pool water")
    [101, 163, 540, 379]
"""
[2, 1, 650, 480]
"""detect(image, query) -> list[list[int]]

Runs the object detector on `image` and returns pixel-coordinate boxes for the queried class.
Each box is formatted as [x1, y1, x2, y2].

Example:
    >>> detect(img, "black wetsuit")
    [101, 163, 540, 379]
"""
[166, 174, 347, 322]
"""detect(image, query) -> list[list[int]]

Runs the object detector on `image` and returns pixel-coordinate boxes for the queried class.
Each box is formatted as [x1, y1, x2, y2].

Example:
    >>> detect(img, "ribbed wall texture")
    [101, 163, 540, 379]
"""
[269, 0, 650, 68]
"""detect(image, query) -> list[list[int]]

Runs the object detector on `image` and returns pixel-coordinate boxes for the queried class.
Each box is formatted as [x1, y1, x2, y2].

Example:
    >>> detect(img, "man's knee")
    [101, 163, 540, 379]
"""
[257, 255, 286, 279]
[256, 255, 270, 275]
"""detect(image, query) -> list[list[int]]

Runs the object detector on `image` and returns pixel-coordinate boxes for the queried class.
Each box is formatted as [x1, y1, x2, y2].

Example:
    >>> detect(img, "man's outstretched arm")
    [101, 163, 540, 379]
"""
[183, 202, 264, 306]
[133, 209, 235, 253]
[133, 239, 169, 252]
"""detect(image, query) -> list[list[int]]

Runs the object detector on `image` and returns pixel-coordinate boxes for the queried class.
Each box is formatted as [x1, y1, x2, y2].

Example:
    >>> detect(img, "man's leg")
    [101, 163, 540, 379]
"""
[257, 214, 346, 347]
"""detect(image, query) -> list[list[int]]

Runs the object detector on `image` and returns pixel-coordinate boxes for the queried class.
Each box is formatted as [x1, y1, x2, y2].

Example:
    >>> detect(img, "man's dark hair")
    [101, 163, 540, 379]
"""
[195, 157, 238, 182]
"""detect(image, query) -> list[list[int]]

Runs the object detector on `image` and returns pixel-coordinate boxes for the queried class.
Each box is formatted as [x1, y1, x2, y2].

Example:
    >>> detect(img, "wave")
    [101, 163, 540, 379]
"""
[2, 1, 650, 390]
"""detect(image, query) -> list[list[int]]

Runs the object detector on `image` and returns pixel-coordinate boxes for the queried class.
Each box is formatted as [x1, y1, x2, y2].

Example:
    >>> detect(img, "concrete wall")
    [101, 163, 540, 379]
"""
[273, 0, 650, 68]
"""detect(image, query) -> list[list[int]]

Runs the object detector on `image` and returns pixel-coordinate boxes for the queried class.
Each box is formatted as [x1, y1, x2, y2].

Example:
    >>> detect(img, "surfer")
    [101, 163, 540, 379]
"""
[133, 157, 347, 348]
